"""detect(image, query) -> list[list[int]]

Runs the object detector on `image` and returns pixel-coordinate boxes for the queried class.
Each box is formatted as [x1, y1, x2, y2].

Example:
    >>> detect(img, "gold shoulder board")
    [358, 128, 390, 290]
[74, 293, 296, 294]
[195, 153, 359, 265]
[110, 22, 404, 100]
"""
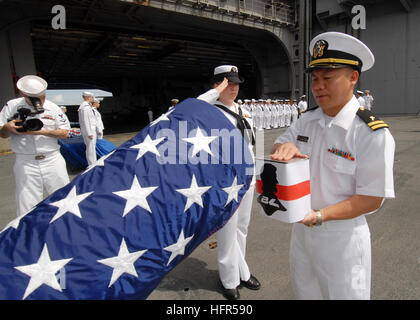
[356, 108, 389, 131]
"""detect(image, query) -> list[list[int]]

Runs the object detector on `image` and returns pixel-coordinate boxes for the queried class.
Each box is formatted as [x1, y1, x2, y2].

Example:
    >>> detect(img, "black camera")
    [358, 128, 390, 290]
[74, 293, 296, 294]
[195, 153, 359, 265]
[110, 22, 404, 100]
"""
[7, 97, 44, 132]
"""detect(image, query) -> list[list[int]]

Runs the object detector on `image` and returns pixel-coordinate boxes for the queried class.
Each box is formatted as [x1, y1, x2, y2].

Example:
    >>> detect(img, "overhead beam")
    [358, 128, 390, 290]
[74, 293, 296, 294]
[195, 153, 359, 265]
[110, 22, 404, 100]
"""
[399, 0, 412, 12]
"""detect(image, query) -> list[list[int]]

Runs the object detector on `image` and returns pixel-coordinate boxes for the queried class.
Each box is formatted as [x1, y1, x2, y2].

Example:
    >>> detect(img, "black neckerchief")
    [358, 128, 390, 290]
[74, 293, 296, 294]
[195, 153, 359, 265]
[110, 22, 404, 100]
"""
[214, 103, 255, 146]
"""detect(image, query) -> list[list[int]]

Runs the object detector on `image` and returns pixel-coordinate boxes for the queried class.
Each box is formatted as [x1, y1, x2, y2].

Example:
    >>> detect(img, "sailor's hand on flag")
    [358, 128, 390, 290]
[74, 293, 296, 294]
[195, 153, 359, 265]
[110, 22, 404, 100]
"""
[270, 142, 308, 161]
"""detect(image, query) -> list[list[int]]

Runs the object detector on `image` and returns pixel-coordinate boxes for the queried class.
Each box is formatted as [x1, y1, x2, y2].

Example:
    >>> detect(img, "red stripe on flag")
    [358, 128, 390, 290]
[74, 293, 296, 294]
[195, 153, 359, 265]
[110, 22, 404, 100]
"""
[256, 180, 310, 201]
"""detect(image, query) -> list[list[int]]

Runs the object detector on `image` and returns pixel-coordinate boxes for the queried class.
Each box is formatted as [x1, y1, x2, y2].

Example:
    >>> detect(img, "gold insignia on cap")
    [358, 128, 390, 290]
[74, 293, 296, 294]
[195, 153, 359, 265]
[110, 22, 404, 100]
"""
[231, 66, 238, 73]
[369, 116, 375, 121]
[313, 40, 328, 59]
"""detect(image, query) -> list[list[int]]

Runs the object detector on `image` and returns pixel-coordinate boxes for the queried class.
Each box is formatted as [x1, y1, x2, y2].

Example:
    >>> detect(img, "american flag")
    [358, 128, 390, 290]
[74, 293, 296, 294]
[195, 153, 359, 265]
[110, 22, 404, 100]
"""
[0, 98, 253, 300]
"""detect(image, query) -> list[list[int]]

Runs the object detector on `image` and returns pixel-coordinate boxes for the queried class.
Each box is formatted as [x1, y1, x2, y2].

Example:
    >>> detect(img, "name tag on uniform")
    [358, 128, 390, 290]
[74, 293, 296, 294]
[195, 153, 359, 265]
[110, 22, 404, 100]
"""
[297, 135, 309, 143]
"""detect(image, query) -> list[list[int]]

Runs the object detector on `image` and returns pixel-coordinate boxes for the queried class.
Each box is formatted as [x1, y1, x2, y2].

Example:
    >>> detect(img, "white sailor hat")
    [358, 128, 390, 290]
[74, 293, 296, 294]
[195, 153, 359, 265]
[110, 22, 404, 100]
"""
[244, 99, 250, 103]
[93, 98, 101, 103]
[357, 90, 364, 95]
[212, 65, 244, 84]
[300, 95, 306, 98]
[82, 91, 94, 97]
[307, 31, 374, 72]
[171, 98, 179, 103]
[16, 75, 48, 97]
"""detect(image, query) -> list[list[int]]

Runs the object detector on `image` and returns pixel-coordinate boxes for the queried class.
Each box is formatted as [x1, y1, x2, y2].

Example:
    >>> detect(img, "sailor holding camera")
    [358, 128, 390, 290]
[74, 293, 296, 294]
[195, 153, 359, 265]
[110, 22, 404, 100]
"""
[0, 75, 71, 217]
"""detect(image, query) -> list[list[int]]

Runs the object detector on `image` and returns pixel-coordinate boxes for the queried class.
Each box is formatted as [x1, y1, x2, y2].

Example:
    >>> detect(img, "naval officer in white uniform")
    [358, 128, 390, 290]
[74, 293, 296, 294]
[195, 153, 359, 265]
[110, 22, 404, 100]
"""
[271, 32, 395, 300]
[92, 98, 104, 139]
[197, 65, 260, 300]
[78, 91, 97, 165]
[0, 75, 70, 217]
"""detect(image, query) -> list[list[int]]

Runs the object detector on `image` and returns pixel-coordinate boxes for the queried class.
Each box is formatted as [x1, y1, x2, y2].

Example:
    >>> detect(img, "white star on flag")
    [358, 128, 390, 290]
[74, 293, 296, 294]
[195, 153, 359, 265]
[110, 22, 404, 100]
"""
[182, 127, 217, 157]
[176, 174, 211, 212]
[130, 135, 166, 160]
[113, 176, 158, 217]
[97, 238, 147, 287]
[222, 176, 244, 207]
[163, 229, 194, 266]
[82, 150, 115, 175]
[14, 244, 72, 300]
[48, 186, 93, 224]
[150, 109, 174, 126]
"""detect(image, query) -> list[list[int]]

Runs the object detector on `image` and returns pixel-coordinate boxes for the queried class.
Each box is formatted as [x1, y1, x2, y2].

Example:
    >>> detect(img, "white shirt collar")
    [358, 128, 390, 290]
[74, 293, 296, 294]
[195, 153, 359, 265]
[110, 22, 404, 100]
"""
[314, 95, 359, 131]
[330, 95, 359, 131]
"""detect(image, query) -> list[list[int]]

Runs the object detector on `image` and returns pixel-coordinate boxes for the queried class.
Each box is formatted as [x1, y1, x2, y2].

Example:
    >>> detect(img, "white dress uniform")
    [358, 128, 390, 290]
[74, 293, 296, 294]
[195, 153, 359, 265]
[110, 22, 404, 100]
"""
[275, 95, 395, 299]
[291, 103, 299, 125]
[364, 94, 374, 110]
[78, 101, 97, 165]
[148, 109, 153, 123]
[277, 103, 281, 128]
[284, 104, 292, 127]
[298, 100, 308, 113]
[256, 104, 264, 131]
[264, 104, 271, 130]
[272, 103, 278, 129]
[357, 96, 366, 107]
[197, 88, 255, 290]
[279, 104, 285, 128]
[0, 97, 70, 217]
[249, 102, 255, 128]
[93, 108, 104, 139]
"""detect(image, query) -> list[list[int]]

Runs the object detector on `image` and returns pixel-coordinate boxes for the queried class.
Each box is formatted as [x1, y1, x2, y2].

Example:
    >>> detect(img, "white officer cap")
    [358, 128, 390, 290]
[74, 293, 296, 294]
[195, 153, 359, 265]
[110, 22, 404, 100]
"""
[357, 90, 364, 94]
[251, 99, 256, 102]
[301, 95, 306, 98]
[237, 99, 243, 103]
[16, 75, 48, 97]
[308, 31, 375, 72]
[171, 98, 179, 103]
[93, 98, 100, 103]
[212, 65, 244, 84]
[364, 89, 370, 93]
[82, 91, 94, 97]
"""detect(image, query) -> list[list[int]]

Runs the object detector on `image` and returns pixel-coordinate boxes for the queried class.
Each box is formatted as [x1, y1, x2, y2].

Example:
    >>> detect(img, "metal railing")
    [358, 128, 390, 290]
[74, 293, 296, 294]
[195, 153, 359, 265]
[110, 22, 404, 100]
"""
[155, 0, 296, 25]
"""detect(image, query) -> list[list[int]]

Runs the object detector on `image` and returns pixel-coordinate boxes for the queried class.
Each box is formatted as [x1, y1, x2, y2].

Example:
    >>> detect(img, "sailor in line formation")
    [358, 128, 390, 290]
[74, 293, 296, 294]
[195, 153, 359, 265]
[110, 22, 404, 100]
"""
[356, 89, 374, 110]
[237, 97, 307, 131]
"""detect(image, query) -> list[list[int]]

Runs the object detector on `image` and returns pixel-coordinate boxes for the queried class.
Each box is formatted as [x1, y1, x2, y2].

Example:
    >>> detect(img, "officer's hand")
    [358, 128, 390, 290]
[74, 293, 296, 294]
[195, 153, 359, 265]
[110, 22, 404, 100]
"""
[214, 78, 229, 94]
[3, 119, 24, 134]
[298, 209, 317, 227]
[270, 142, 308, 161]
